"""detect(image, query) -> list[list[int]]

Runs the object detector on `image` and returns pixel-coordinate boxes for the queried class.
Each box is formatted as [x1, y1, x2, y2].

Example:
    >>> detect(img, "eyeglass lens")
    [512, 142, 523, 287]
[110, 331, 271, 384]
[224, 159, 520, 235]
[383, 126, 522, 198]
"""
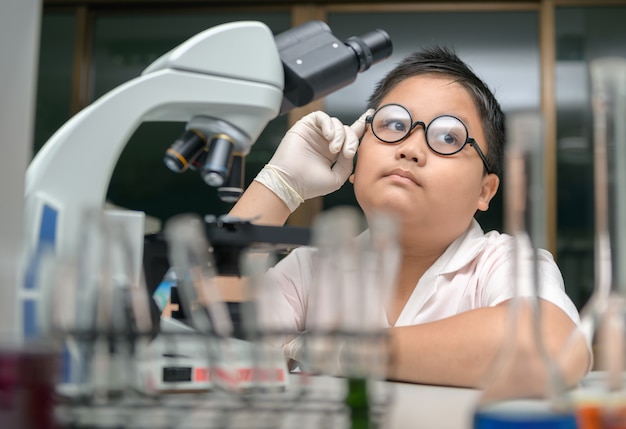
[370, 104, 469, 155]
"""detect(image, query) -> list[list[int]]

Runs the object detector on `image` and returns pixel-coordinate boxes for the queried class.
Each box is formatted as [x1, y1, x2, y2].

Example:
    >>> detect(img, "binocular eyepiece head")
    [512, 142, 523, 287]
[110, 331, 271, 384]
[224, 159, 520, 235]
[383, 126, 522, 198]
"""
[276, 20, 392, 114]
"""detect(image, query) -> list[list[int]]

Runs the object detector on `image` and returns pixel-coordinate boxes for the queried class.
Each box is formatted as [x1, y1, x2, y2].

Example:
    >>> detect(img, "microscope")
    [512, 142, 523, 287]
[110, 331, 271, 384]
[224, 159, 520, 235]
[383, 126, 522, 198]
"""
[22, 20, 392, 392]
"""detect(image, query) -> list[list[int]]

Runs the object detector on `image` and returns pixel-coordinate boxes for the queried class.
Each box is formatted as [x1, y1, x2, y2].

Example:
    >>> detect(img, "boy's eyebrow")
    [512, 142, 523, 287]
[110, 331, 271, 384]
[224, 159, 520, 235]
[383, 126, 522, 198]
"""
[446, 108, 480, 135]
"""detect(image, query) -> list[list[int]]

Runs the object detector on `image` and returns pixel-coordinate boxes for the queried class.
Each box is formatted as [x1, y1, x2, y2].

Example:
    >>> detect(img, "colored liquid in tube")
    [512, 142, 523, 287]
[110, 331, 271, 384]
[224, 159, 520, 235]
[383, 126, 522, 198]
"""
[474, 412, 577, 429]
[474, 401, 577, 429]
[575, 402, 626, 429]
[346, 377, 371, 429]
[604, 409, 626, 429]
[0, 346, 58, 429]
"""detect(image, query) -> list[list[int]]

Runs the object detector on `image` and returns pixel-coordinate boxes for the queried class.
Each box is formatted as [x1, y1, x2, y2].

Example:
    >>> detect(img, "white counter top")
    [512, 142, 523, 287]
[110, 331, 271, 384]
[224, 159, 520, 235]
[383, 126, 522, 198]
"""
[386, 381, 481, 429]
[55, 372, 612, 428]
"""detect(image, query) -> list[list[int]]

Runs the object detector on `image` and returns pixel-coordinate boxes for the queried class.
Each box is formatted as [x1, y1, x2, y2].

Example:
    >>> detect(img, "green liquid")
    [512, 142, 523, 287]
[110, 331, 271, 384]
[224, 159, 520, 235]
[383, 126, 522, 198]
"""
[346, 378, 372, 429]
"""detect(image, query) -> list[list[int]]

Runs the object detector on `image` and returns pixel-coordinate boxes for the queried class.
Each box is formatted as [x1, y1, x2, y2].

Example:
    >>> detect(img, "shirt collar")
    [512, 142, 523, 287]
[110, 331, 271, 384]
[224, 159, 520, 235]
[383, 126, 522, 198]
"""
[435, 218, 489, 275]
[358, 218, 488, 276]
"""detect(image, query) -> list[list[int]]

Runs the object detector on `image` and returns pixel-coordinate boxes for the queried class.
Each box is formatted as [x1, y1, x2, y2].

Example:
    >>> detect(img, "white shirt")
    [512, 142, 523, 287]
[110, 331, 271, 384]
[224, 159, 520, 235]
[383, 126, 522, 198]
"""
[266, 218, 581, 333]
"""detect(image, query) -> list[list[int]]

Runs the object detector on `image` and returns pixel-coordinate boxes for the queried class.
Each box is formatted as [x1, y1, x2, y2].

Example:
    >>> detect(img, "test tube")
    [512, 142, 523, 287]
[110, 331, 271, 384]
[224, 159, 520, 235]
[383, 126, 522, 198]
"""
[589, 57, 626, 382]
[305, 206, 363, 375]
[306, 206, 399, 429]
[164, 213, 240, 395]
[238, 249, 292, 393]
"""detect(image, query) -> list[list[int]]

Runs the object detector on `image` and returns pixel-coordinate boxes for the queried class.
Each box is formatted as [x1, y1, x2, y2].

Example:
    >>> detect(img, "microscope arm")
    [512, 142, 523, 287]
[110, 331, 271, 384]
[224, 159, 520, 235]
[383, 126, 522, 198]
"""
[21, 22, 283, 346]
[24, 22, 284, 264]
[21, 19, 392, 348]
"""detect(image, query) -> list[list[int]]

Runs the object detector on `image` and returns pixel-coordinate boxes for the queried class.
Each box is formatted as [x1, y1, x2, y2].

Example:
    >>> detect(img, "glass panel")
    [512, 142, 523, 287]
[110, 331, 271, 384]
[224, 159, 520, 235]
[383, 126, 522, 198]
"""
[35, 12, 76, 155]
[91, 12, 291, 222]
[325, 11, 541, 234]
[555, 6, 626, 309]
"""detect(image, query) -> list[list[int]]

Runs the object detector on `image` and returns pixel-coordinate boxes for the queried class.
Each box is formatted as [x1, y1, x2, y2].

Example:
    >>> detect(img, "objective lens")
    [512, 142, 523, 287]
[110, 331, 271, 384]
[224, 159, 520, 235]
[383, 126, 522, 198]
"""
[201, 134, 234, 187]
[164, 130, 206, 173]
[217, 154, 244, 203]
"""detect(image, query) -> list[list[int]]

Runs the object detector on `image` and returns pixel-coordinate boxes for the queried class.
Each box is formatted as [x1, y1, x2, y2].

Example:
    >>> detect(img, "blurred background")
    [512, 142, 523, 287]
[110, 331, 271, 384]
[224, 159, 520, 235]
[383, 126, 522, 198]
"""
[34, 0, 626, 312]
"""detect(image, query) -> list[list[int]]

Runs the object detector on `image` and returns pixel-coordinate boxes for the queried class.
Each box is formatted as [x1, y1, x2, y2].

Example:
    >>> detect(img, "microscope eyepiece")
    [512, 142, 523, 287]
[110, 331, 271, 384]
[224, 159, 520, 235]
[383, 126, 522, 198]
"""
[345, 29, 393, 73]
[276, 21, 393, 114]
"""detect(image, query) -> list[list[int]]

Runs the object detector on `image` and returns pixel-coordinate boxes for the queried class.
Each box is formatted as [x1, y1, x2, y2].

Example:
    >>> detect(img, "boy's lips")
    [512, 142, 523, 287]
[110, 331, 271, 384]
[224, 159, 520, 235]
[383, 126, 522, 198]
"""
[385, 168, 420, 186]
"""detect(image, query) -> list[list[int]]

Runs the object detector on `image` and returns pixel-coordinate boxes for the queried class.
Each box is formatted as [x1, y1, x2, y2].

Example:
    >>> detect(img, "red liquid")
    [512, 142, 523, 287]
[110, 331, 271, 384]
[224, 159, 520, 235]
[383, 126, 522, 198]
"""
[0, 346, 58, 429]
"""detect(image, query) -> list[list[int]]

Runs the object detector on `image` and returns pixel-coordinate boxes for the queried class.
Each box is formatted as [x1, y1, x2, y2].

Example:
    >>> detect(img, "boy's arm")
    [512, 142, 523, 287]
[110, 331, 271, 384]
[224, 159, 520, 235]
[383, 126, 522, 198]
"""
[387, 299, 590, 390]
[229, 110, 368, 224]
[229, 180, 292, 226]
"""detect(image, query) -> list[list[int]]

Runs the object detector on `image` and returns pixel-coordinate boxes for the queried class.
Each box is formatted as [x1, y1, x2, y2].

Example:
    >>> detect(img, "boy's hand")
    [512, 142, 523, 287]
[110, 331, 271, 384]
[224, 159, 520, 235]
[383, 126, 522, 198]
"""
[254, 110, 371, 212]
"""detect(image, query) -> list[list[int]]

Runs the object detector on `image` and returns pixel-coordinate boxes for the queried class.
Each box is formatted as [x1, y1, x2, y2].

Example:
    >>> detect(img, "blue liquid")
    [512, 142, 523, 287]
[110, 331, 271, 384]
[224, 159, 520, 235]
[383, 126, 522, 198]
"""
[474, 410, 578, 429]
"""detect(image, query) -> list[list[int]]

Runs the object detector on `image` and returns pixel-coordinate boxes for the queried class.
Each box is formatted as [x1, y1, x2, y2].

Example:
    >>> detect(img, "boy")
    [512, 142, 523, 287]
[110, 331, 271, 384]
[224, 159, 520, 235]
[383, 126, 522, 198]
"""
[228, 46, 590, 388]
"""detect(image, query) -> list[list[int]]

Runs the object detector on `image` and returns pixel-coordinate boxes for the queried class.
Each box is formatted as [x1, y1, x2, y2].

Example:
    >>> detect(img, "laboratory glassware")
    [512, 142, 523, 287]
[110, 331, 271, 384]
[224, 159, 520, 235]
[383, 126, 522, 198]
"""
[305, 206, 400, 429]
[3, 246, 59, 429]
[473, 111, 578, 428]
[566, 56, 626, 429]
[164, 213, 240, 394]
[48, 209, 156, 428]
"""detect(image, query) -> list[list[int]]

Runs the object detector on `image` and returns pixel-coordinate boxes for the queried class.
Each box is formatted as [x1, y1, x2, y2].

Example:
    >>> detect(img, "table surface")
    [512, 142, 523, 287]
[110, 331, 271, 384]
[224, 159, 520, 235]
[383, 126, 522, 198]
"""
[385, 371, 614, 429]
[386, 380, 481, 429]
[54, 371, 610, 429]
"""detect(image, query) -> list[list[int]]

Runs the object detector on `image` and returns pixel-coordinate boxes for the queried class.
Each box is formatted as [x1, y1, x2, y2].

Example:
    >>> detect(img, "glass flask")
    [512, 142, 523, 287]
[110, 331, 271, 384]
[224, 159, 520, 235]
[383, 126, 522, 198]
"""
[473, 111, 578, 428]
[566, 57, 626, 429]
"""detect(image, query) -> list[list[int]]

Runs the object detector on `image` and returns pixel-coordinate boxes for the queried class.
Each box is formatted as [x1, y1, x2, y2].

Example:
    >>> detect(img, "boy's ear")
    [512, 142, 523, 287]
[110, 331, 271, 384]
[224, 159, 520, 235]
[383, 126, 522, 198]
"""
[348, 147, 359, 184]
[477, 174, 499, 212]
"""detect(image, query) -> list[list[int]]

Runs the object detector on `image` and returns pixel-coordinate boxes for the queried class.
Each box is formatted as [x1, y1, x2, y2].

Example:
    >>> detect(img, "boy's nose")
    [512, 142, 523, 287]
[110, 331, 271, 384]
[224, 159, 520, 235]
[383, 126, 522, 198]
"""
[396, 129, 427, 165]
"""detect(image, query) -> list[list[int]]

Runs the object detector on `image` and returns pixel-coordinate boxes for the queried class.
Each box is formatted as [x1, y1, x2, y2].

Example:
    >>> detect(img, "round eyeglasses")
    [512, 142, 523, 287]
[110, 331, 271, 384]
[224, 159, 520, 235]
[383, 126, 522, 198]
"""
[365, 103, 492, 174]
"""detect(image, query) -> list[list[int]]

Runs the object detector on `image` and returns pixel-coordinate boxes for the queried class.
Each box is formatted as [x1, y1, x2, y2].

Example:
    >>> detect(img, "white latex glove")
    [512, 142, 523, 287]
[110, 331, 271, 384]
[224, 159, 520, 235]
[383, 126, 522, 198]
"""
[254, 110, 372, 212]
[283, 332, 388, 378]
[283, 334, 347, 376]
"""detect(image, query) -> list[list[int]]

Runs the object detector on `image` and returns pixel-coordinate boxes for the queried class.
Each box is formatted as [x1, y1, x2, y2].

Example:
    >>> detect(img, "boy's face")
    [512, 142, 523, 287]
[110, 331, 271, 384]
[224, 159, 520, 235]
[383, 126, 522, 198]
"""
[352, 74, 499, 244]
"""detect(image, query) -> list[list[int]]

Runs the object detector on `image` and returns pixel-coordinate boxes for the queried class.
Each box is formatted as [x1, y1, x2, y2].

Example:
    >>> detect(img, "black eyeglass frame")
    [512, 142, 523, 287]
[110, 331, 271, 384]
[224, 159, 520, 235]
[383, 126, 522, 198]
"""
[365, 103, 493, 174]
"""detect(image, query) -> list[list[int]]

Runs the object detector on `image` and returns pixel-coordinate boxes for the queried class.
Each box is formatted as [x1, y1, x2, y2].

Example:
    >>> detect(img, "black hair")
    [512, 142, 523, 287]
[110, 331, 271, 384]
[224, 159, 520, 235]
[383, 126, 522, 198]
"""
[367, 46, 505, 179]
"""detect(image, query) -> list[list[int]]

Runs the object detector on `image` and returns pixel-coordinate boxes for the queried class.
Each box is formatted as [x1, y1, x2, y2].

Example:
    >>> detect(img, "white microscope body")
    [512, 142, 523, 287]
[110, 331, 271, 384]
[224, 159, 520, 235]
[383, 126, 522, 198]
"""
[22, 19, 391, 393]
[24, 21, 283, 278]
[22, 21, 285, 393]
